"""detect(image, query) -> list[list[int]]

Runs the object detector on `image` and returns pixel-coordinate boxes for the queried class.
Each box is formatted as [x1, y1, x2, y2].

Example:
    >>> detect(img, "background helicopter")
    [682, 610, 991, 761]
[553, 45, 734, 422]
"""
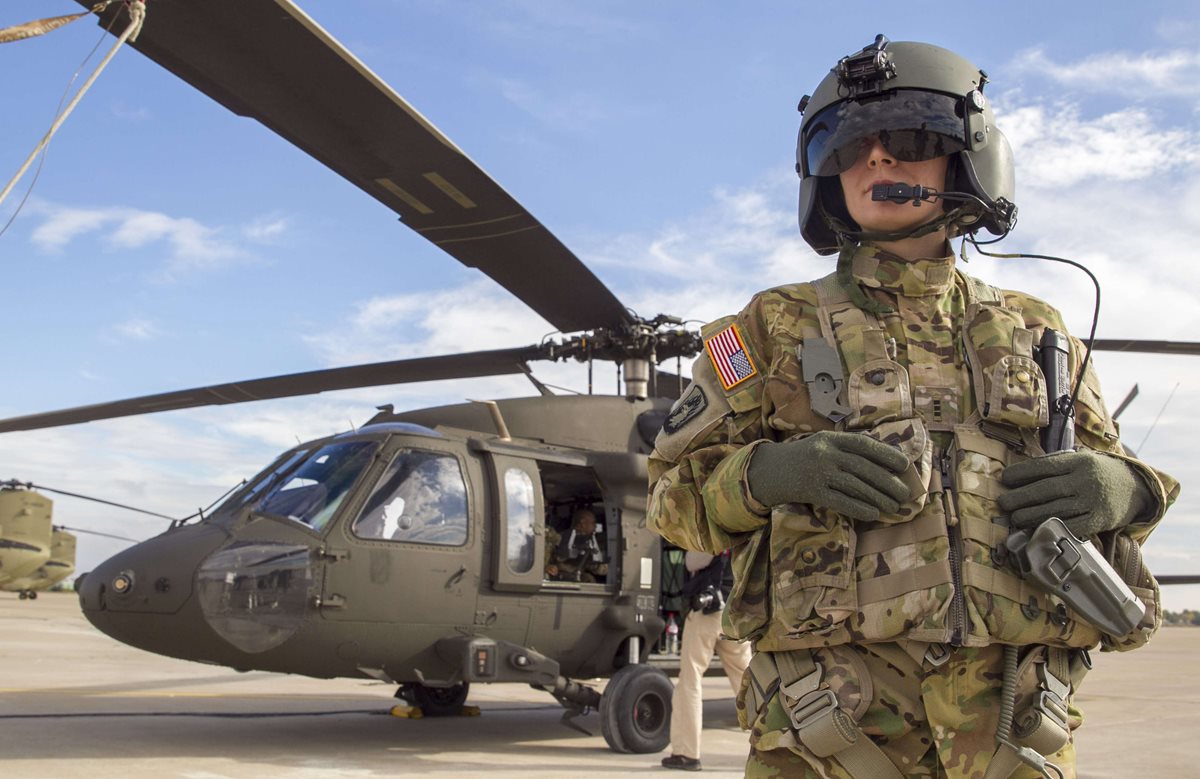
[0, 480, 142, 599]
[2, 0, 1200, 753]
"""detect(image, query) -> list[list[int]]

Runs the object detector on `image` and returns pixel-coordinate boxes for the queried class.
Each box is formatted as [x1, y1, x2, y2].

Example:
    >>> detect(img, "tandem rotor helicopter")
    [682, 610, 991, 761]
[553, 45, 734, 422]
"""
[3, 0, 1200, 755]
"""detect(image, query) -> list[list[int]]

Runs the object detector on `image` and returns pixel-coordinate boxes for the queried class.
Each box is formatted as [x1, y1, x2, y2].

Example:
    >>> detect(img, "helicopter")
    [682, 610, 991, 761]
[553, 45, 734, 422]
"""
[0, 481, 143, 600]
[2, 526, 75, 600]
[3, 0, 1200, 757]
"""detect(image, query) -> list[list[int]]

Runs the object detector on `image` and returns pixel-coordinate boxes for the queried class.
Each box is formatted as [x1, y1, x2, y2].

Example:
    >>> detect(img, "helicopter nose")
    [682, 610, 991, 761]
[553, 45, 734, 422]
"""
[79, 523, 231, 656]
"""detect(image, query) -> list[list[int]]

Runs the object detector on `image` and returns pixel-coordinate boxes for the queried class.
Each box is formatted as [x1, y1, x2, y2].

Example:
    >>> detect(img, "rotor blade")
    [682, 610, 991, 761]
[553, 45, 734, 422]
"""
[1091, 340, 1200, 356]
[55, 526, 141, 544]
[0, 347, 546, 433]
[81, 1, 632, 334]
[1157, 575, 1200, 586]
[1112, 384, 1139, 421]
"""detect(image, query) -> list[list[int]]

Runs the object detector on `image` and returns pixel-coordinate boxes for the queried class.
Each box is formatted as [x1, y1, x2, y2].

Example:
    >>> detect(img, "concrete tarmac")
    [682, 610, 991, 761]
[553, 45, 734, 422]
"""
[0, 593, 1197, 778]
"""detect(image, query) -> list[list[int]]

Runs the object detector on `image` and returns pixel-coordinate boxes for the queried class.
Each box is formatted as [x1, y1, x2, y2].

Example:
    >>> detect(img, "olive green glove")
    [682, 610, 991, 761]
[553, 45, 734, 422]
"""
[747, 431, 911, 522]
[998, 450, 1153, 537]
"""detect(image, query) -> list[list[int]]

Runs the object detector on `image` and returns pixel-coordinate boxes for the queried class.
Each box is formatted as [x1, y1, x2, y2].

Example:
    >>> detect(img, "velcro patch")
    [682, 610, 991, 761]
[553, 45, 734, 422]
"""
[664, 383, 708, 434]
[705, 323, 758, 391]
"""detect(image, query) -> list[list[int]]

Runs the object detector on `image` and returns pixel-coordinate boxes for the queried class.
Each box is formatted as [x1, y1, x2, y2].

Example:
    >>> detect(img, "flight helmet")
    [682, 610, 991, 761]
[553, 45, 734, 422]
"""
[796, 35, 1016, 254]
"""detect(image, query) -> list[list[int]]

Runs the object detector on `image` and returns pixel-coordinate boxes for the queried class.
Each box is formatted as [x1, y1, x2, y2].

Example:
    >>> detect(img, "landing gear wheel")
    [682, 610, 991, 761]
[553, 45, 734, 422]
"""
[27, 591, 37, 600]
[600, 664, 672, 754]
[18, 591, 27, 600]
[408, 682, 470, 716]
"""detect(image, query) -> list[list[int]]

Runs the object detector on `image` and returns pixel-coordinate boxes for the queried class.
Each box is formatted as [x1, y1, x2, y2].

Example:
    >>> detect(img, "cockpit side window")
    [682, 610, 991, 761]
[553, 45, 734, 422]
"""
[503, 468, 536, 573]
[351, 450, 468, 546]
[256, 441, 378, 532]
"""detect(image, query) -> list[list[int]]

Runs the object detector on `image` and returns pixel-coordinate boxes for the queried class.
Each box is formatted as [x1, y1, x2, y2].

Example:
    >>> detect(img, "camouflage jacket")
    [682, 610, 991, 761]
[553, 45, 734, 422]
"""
[648, 245, 1179, 653]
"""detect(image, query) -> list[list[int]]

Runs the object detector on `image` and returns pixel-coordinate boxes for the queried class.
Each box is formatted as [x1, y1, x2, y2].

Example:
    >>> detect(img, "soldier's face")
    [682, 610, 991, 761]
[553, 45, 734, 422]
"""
[838, 136, 949, 236]
[576, 515, 596, 535]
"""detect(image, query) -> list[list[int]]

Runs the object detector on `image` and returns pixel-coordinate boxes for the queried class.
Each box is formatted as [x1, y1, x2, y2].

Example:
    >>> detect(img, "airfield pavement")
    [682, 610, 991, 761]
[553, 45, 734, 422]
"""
[0, 593, 1197, 778]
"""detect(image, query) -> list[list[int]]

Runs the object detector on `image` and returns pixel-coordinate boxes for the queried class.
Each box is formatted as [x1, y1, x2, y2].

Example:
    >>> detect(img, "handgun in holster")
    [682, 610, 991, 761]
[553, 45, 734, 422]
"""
[1003, 328, 1146, 638]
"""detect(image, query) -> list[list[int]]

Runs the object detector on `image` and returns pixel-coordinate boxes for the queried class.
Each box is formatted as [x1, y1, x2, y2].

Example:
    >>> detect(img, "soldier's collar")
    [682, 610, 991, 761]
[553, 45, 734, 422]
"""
[851, 243, 955, 297]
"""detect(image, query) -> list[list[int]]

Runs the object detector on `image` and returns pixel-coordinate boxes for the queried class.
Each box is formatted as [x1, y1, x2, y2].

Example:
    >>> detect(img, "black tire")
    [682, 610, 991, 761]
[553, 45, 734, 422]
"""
[411, 682, 470, 716]
[18, 592, 27, 600]
[600, 664, 672, 754]
[27, 591, 37, 600]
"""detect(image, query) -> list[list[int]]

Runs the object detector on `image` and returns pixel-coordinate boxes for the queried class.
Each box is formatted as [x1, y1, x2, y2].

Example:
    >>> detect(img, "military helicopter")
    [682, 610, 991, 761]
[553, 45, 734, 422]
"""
[0, 481, 142, 600]
[0, 486, 54, 595]
[3, 0, 1200, 756]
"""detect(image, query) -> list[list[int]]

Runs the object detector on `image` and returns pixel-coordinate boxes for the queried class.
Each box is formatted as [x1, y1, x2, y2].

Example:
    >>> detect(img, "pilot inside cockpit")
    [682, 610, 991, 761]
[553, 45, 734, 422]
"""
[547, 507, 608, 583]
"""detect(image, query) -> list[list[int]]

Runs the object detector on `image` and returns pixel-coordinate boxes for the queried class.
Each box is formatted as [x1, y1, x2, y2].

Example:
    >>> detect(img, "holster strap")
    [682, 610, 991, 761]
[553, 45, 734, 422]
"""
[1013, 647, 1074, 756]
[765, 650, 905, 779]
[986, 646, 1082, 779]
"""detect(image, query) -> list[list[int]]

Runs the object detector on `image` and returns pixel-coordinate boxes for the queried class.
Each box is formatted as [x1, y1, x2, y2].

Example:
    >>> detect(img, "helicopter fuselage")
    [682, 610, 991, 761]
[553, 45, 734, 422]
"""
[78, 395, 672, 686]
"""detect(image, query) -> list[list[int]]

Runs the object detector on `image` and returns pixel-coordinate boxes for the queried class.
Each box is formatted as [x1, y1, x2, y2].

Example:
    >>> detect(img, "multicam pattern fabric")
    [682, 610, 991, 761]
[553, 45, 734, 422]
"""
[739, 644, 1080, 778]
[648, 243, 1180, 777]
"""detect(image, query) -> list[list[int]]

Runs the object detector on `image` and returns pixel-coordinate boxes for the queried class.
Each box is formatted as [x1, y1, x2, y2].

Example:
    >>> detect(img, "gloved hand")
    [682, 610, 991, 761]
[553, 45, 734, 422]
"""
[747, 431, 911, 522]
[998, 450, 1153, 537]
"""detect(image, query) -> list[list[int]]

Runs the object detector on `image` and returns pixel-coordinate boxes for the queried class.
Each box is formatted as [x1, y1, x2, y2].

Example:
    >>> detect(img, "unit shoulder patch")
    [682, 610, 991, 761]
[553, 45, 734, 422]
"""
[663, 383, 708, 434]
[704, 322, 759, 392]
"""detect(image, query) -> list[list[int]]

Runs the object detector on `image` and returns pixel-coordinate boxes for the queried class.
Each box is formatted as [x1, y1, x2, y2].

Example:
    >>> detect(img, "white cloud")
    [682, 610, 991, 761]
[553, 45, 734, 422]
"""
[302, 279, 553, 367]
[997, 101, 1200, 189]
[243, 214, 289, 241]
[1011, 47, 1200, 98]
[111, 318, 161, 342]
[26, 202, 287, 277]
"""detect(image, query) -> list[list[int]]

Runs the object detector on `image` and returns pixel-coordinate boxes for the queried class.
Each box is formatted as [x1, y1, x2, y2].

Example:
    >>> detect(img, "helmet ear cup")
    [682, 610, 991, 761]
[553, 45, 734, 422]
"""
[956, 128, 1016, 236]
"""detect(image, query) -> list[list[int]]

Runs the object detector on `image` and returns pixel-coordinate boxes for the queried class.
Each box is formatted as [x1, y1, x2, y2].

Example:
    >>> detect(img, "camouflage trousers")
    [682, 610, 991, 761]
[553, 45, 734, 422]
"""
[740, 642, 1081, 779]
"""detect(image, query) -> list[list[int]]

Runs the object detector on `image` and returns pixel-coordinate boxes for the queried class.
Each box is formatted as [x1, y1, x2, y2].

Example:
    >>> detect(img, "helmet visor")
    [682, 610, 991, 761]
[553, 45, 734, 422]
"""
[803, 91, 968, 177]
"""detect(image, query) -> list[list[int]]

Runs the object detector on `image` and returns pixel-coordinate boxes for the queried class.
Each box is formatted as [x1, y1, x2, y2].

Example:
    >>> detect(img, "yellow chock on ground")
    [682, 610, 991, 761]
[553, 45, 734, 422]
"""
[389, 704, 423, 719]
[460, 705, 481, 717]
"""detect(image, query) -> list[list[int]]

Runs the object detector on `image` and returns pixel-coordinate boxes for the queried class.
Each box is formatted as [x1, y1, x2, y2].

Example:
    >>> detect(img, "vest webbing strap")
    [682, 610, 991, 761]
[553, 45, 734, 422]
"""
[856, 511, 947, 556]
[763, 649, 905, 779]
[857, 560, 954, 605]
[813, 272, 848, 347]
[961, 560, 1047, 609]
[957, 514, 1008, 546]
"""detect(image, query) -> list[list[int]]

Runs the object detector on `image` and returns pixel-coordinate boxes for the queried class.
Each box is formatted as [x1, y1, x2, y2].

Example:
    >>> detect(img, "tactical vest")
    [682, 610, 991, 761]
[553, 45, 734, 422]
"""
[724, 269, 1159, 653]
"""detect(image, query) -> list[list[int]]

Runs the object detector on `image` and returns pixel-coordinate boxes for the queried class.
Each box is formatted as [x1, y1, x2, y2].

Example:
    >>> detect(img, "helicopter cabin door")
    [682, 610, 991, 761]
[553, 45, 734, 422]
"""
[486, 453, 545, 593]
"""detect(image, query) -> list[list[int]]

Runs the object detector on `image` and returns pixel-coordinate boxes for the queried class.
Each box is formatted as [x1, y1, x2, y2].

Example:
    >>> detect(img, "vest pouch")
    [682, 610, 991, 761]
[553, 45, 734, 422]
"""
[845, 358, 911, 429]
[723, 525, 771, 642]
[963, 304, 1049, 430]
[952, 426, 1103, 648]
[769, 504, 857, 642]
[860, 418, 933, 524]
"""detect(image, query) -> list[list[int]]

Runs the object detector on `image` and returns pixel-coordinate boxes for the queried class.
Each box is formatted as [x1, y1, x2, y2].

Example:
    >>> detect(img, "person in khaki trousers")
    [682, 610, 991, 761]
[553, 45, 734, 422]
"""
[661, 550, 752, 772]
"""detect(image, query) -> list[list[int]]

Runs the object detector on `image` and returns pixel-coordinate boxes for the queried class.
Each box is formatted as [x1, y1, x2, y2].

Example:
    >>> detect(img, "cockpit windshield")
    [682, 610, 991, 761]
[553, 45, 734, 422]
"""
[213, 448, 311, 520]
[253, 440, 379, 532]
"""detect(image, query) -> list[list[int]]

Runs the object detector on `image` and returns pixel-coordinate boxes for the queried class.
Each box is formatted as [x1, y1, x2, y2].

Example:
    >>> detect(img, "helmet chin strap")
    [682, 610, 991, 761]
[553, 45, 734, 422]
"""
[822, 202, 971, 315]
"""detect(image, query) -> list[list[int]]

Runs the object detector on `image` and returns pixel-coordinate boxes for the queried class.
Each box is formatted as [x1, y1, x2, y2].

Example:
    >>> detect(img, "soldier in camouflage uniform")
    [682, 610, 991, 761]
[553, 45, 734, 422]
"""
[648, 36, 1178, 779]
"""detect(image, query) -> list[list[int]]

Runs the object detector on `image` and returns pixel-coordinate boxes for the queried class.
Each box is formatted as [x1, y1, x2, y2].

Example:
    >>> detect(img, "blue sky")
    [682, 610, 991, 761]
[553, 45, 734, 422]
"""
[3, 1, 1200, 609]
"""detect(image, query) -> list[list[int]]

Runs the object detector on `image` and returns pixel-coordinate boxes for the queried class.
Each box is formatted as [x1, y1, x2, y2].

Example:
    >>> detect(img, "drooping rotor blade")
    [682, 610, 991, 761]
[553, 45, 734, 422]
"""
[1092, 340, 1200, 356]
[81, 1, 632, 334]
[1112, 384, 1139, 421]
[0, 346, 546, 433]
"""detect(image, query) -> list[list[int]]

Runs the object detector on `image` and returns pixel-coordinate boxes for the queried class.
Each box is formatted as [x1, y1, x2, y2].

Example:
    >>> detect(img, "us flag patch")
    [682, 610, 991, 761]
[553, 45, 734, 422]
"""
[705, 323, 758, 391]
